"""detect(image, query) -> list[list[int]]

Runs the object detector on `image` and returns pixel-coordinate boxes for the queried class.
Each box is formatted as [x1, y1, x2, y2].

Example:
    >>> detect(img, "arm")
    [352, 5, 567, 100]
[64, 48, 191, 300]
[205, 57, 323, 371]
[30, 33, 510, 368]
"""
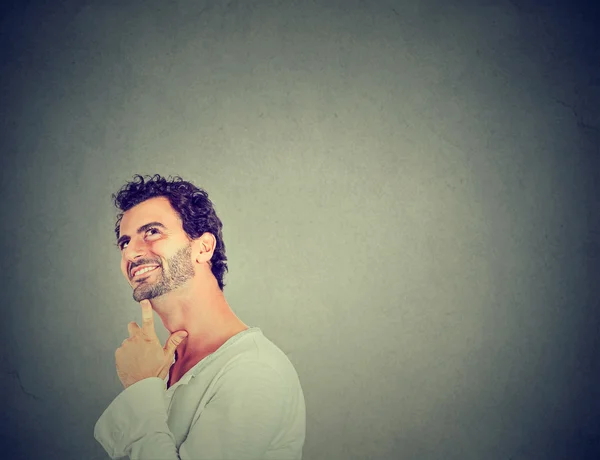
[94, 360, 288, 460]
[94, 377, 177, 459]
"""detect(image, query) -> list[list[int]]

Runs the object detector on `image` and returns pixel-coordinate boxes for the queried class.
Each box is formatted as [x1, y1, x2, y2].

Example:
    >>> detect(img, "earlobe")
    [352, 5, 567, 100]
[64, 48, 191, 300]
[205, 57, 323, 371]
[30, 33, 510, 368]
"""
[195, 254, 212, 266]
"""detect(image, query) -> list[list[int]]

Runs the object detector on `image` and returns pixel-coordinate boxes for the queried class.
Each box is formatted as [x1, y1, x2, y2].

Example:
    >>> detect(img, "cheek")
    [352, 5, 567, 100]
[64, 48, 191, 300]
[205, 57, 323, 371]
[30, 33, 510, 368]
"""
[149, 243, 170, 261]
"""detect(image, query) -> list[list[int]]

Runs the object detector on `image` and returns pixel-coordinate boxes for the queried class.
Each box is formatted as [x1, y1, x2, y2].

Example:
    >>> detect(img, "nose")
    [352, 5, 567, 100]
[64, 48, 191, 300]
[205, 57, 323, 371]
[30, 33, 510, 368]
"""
[122, 238, 147, 266]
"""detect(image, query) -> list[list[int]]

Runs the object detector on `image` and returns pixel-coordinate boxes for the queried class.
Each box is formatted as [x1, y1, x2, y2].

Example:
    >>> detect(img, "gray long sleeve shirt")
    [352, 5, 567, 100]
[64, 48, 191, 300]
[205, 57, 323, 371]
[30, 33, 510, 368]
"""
[94, 327, 306, 459]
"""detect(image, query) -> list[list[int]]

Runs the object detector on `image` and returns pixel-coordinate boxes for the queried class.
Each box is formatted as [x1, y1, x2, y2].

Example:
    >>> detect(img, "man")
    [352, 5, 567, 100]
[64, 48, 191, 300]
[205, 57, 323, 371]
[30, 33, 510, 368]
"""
[94, 174, 306, 460]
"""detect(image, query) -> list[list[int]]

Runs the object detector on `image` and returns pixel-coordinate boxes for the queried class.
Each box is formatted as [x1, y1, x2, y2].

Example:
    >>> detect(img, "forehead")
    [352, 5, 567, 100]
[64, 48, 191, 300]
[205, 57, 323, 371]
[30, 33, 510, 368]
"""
[119, 196, 182, 236]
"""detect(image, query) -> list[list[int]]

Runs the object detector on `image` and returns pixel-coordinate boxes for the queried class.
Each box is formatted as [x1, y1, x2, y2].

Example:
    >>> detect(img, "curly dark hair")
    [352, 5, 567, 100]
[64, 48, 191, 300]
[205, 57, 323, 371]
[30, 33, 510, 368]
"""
[112, 174, 228, 291]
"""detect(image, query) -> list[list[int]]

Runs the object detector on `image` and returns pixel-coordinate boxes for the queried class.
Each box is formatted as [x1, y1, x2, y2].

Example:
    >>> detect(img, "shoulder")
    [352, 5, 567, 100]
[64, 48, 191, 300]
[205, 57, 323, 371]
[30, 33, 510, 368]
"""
[214, 330, 302, 391]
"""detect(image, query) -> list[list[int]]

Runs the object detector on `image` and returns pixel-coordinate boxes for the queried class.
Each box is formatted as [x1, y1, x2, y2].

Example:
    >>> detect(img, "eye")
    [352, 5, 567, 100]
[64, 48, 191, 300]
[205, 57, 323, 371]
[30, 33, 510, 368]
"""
[146, 227, 160, 237]
[119, 241, 129, 251]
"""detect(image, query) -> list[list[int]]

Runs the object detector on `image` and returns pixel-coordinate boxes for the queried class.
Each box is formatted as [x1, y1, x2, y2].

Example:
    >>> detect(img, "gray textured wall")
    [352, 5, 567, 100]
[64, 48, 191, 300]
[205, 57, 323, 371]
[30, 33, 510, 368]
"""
[1, 1, 598, 459]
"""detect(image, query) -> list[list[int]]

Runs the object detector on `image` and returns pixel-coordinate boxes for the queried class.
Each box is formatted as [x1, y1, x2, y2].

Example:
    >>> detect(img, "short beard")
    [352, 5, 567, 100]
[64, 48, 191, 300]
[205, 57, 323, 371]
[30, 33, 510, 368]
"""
[132, 243, 195, 302]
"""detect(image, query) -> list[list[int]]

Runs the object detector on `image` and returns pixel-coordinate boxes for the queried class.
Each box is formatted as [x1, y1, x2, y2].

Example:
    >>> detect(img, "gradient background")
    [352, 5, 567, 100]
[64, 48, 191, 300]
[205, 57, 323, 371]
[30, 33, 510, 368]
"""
[1, 1, 599, 459]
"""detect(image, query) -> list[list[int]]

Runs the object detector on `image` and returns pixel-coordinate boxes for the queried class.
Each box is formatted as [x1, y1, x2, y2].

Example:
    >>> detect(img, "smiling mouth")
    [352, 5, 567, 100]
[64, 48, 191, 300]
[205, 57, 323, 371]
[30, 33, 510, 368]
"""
[132, 266, 160, 280]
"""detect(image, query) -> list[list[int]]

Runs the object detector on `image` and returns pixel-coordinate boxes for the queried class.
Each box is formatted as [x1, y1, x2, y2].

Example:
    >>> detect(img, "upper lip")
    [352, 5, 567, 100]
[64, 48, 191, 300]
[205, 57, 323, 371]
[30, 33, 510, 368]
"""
[130, 264, 160, 278]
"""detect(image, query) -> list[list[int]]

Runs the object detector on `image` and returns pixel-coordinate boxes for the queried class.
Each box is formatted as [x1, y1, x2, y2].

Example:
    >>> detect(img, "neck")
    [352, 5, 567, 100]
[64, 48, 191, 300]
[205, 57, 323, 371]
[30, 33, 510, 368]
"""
[148, 272, 248, 364]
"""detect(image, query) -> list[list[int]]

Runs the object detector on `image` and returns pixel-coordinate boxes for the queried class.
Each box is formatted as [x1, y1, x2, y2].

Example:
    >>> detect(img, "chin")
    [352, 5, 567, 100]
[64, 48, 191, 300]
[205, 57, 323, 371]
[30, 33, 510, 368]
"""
[133, 287, 170, 303]
[133, 289, 153, 303]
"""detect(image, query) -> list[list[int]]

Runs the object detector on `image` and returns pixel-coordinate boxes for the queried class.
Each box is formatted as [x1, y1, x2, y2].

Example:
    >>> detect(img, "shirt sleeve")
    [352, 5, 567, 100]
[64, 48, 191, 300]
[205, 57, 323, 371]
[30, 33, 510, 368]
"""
[94, 377, 176, 459]
[94, 360, 289, 460]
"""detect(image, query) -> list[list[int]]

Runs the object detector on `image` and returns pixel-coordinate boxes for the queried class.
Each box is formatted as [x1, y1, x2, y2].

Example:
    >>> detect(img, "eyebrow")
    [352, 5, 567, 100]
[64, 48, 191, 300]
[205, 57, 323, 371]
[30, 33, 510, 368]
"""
[116, 221, 167, 248]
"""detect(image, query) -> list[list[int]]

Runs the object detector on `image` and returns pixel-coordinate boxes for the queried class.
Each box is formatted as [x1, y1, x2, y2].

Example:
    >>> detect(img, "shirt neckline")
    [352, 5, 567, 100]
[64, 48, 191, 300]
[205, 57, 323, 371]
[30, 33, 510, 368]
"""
[165, 326, 262, 392]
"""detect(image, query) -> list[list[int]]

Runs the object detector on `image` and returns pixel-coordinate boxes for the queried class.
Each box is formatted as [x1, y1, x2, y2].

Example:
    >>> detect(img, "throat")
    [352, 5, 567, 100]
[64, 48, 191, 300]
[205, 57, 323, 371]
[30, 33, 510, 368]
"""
[168, 364, 185, 389]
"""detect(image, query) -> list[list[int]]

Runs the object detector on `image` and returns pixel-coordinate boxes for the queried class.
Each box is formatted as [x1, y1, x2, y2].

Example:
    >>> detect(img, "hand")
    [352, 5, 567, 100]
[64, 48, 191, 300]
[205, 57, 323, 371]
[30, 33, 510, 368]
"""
[115, 300, 188, 389]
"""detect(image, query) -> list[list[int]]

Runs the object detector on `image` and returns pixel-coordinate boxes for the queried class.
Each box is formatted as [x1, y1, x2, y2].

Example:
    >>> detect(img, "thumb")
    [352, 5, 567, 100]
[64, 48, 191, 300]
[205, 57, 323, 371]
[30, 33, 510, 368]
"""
[164, 331, 188, 355]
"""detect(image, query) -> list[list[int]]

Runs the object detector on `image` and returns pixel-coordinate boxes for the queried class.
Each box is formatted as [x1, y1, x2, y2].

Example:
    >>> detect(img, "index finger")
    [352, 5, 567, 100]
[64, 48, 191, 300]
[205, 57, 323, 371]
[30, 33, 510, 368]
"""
[140, 300, 157, 336]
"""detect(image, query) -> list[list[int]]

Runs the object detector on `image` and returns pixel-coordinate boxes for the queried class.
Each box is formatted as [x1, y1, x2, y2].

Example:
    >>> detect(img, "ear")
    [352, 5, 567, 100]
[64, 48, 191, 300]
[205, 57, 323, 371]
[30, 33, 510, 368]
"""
[194, 232, 216, 264]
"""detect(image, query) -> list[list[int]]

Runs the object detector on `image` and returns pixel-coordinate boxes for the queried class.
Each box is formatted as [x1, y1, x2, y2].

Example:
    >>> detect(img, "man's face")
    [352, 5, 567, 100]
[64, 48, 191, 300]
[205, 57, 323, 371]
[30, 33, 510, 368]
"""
[117, 196, 196, 302]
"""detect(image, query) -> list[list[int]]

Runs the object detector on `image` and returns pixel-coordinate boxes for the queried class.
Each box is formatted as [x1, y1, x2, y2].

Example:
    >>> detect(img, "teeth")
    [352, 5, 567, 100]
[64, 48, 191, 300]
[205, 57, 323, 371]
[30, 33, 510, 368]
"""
[134, 266, 158, 277]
